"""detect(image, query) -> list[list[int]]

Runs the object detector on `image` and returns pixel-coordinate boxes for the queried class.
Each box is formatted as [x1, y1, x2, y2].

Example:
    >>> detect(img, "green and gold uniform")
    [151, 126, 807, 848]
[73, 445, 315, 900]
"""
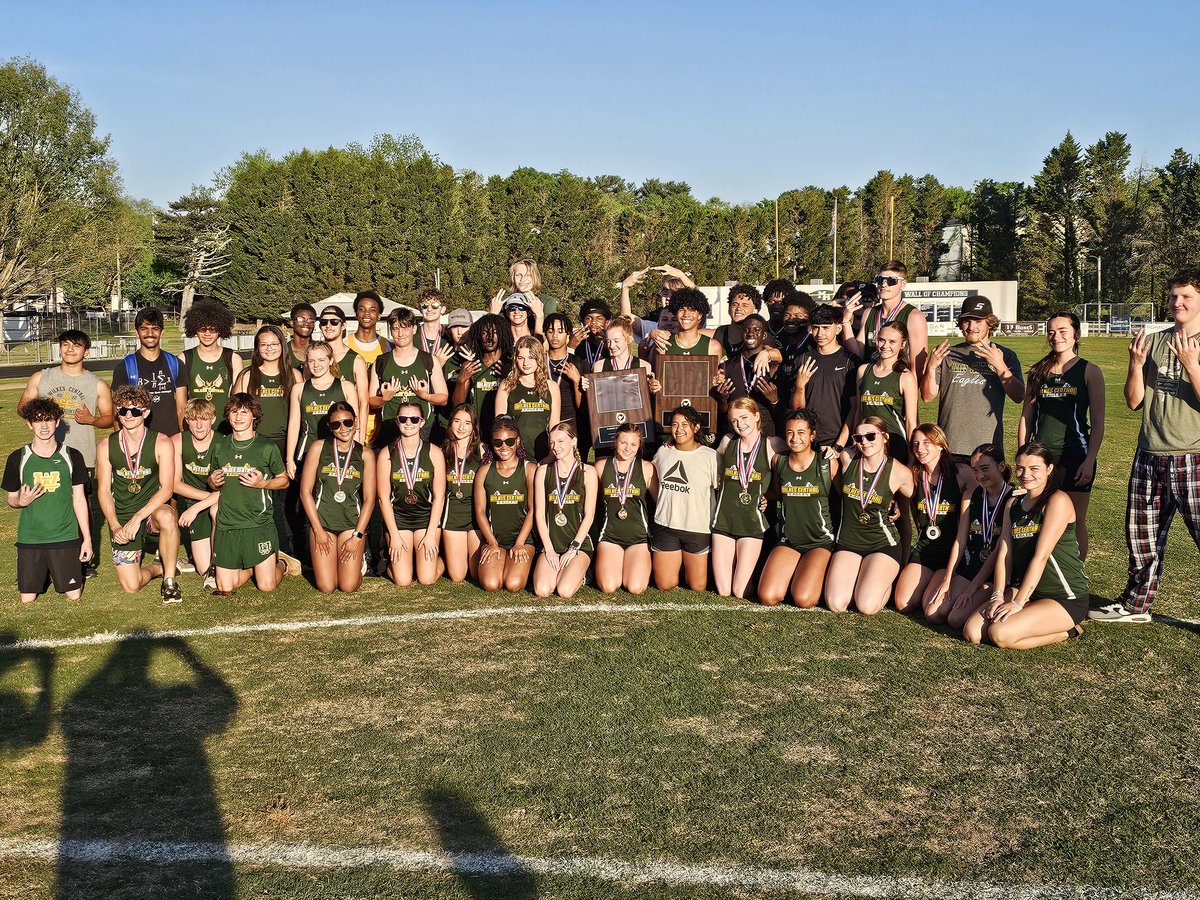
[179, 431, 217, 541]
[858, 367, 907, 460]
[863, 302, 917, 361]
[910, 469, 963, 569]
[712, 439, 771, 537]
[835, 457, 900, 557]
[313, 439, 365, 533]
[1031, 357, 1093, 490]
[335, 347, 361, 385]
[297, 378, 347, 459]
[109, 429, 162, 552]
[483, 462, 529, 549]
[211, 434, 284, 569]
[470, 363, 504, 436]
[185, 347, 238, 405]
[956, 485, 1008, 580]
[1008, 496, 1089, 620]
[255, 371, 288, 444]
[597, 458, 650, 548]
[665, 334, 713, 356]
[774, 454, 835, 552]
[6, 443, 86, 546]
[543, 462, 594, 554]
[376, 350, 434, 421]
[388, 440, 435, 531]
[508, 382, 552, 460]
[441, 450, 481, 532]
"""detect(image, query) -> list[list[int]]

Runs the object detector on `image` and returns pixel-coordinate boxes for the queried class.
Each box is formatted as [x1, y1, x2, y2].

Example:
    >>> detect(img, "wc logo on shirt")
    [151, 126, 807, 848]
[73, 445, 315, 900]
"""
[33, 471, 62, 492]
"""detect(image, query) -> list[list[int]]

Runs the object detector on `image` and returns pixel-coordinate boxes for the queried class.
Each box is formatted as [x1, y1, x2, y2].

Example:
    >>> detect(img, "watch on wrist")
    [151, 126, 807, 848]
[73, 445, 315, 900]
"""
[568, 540, 581, 551]
[352, 530, 364, 539]
[832, 443, 844, 454]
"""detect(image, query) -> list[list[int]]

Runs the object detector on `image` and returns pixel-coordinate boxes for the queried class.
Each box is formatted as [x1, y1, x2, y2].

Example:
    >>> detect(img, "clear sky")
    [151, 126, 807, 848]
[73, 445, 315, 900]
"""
[5, 0, 1195, 207]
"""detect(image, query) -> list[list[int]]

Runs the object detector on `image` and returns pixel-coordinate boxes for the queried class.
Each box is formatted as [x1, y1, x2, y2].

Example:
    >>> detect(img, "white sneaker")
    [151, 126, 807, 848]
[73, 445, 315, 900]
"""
[177, 559, 197, 574]
[278, 550, 302, 577]
[1088, 601, 1151, 624]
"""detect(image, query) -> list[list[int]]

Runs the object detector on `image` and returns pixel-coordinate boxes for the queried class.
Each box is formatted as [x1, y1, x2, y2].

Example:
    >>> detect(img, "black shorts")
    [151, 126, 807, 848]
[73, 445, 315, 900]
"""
[18, 543, 84, 595]
[1056, 452, 1094, 494]
[651, 526, 711, 555]
[836, 543, 904, 566]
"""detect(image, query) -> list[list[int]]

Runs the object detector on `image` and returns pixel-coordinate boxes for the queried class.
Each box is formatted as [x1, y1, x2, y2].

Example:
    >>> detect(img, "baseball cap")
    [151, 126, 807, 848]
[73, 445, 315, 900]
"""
[958, 296, 994, 320]
[579, 299, 612, 320]
[447, 308, 473, 328]
[502, 293, 532, 312]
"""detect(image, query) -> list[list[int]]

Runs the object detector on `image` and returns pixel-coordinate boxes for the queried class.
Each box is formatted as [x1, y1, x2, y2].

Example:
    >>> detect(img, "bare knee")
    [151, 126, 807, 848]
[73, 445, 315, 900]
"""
[792, 589, 821, 609]
[759, 592, 783, 607]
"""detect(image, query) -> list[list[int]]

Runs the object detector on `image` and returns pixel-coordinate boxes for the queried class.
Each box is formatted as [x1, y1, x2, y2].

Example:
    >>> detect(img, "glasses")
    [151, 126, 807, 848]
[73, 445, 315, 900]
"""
[419, 302, 443, 311]
[874, 276, 901, 287]
[396, 415, 422, 424]
[852, 433, 879, 443]
[117, 407, 146, 417]
[330, 419, 356, 429]
[318, 318, 343, 327]
[491, 437, 518, 448]
[293, 317, 315, 325]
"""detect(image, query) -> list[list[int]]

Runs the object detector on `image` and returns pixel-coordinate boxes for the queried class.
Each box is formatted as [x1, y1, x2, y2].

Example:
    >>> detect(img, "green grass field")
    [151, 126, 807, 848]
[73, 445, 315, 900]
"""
[2, 336, 1199, 899]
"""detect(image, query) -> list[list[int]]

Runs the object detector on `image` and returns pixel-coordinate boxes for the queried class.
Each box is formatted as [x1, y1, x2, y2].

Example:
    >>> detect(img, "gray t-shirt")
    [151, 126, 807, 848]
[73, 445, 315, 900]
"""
[933, 342, 1023, 458]
[653, 443, 720, 533]
[37, 367, 100, 468]
[1138, 329, 1200, 455]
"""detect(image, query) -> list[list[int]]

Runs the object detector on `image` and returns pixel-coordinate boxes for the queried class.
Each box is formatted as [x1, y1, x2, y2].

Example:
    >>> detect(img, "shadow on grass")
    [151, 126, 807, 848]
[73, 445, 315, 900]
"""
[424, 787, 538, 899]
[57, 635, 238, 899]
[0, 633, 54, 753]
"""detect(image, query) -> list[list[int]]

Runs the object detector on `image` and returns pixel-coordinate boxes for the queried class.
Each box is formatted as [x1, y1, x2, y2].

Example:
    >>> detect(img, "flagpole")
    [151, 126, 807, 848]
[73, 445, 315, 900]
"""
[774, 198, 780, 279]
[832, 197, 838, 287]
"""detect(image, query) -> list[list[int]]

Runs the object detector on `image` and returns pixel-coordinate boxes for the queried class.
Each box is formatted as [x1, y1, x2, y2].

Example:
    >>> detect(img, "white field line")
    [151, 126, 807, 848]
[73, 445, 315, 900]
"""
[0, 838, 1192, 900]
[0, 601, 813, 652]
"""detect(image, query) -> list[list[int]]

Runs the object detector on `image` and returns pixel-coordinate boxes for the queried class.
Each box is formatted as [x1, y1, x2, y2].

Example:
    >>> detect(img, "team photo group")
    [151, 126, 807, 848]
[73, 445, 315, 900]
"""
[10, 258, 1200, 652]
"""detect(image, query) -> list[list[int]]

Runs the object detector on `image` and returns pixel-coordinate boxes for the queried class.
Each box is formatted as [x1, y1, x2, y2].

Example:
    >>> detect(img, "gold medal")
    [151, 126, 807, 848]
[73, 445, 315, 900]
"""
[405, 494, 418, 505]
[739, 492, 752, 505]
[858, 511, 870, 525]
[128, 482, 141, 494]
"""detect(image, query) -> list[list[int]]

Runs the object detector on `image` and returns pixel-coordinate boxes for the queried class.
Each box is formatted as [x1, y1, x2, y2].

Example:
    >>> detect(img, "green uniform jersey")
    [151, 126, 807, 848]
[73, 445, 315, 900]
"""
[109, 429, 162, 525]
[835, 457, 900, 554]
[957, 484, 1009, 580]
[388, 440, 435, 530]
[178, 431, 217, 539]
[470, 363, 504, 435]
[483, 461, 529, 548]
[597, 458, 650, 548]
[544, 462, 593, 554]
[712, 438, 771, 537]
[1032, 357, 1091, 457]
[335, 347, 361, 385]
[509, 382, 553, 461]
[774, 453, 835, 552]
[255, 371, 289, 442]
[185, 348, 237, 405]
[376, 350, 434, 421]
[1008, 496, 1089, 605]
[863, 302, 916, 361]
[297, 378, 347, 459]
[4, 443, 87, 546]
[441, 450, 482, 532]
[910, 468, 963, 568]
[314, 439, 365, 533]
[858, 366, 906, 451]
[666, 334, 713, 356]
[211, 434, 284, 529]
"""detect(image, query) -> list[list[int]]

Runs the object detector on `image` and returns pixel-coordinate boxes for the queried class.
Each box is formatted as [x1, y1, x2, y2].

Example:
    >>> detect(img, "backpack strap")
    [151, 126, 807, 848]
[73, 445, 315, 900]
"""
[165, 352, 179, 383]
[123, 353, 139, 386]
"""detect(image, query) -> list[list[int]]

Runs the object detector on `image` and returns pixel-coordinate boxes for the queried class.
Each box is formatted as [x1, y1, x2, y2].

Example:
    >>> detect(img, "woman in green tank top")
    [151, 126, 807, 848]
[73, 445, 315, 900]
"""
[232, 325, 295, 448]
[593, 424, 658, 595]
[854, 322, 917, 463]
[824, 415, 915, 615]
[496, 335, 560, 462]
[533, 421, 598, 599]
[440, 403, 484, 583]
[173, 400, 222, 583]
[711, 398, 785, 599]
[759, 409, 838, 608]
[376, 401, 445, 587]
[476, 416, 537, 592]
[965, 442, 1090, 649]
[299, 400, 375, 594]
[286, 342, 356, 478]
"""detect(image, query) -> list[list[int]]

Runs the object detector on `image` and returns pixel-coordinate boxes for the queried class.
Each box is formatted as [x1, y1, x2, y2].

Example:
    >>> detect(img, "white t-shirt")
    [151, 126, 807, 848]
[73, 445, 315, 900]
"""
[653, 443, 720, 533]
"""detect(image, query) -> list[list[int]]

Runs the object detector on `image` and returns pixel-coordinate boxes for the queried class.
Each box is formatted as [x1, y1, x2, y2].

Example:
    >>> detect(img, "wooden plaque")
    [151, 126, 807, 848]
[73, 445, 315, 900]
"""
[586, 369, 654, 449]
[656, 354, 718, 438]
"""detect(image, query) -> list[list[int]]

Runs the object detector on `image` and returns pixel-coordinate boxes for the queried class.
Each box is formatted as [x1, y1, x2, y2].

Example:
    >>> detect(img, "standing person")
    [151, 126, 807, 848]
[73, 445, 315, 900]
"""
[286, 342, 357, 477]
[451, 313, 513, 437]
[572, 300, 611, 372]
[1095, 268, 1200, 624]
[711, 399, 785, 598]
[369, 307, 448, 442]
[593, 424, 657, 595]
[346, 290, 390, 445]
[590, 316, 658, 381]
[285, 303, 317, 371]
[112, 307, 188, 437]
[430, 307, 474, 444]
[415, 288, 448, 356]
[490, 258, 557, 318]
[495, 335, 560, 462]
[377, 401, 445, 587]
[97, 385, 183, 601]
[758, 409, 837, 608]
[713, 314, 781, 437]
[762, 278, 798, 341]
[440, 403, 484, 584]
[791, 304, 859, 452]
[965, 442, 1089, 649]
[823, 416, 915, 615]
[854, 322, 918, 462]
[316, 305, 370, 439]
[533, 422, 598, 599]
[857, 261, 929, 380]
[20, 329, 112, 578]
[502, 294, 540, 343]
[299, 401, 375, 594]
[544, 313, 584, 429]
[893, 425, 971, 613]
[207, 393, 299, 594]
[4, 399, 93, 603]
[713, 283, 764, 359]
[180, 298, 243, 406]
[651, 406, 721, 592]
[172, 400, 221, 591]
[654, 289, 722, 360]
[475, 416, 537, 593]
[773, 293, 816, 431]
[1019, 312, 1105, 560]
[921, 296, 1024, 461]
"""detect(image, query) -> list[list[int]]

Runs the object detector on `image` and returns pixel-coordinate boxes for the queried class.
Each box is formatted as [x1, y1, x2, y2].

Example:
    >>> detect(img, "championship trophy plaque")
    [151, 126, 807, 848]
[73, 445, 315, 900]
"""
[587, 369, 654, 449]
[657, 355, 718, 437]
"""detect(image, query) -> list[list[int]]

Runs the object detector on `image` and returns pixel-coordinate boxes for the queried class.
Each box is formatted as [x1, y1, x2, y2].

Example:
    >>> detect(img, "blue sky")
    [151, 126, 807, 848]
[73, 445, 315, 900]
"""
[5, 0, 1194, 207]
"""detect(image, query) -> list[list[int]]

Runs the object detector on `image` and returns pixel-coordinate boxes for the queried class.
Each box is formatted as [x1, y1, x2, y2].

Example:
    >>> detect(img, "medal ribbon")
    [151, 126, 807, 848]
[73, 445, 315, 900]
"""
[614, 459, 634, 507]
[554, 460, 578, 518]
[980, 484, 1010, 547]
[400, 441, 422, 492]
[453, 453, 468, 491]
[333, 442, 353, 487]
[857, 460, 887, 515]
[419, 326, 442, 355]
[874, 299, 906, 346]
[120, 430, 146, 483]
[584, 337, 606, 369]
[736, 437, 761, 494]
[740, 355, 761, 392]
[922, 470, 944, 525]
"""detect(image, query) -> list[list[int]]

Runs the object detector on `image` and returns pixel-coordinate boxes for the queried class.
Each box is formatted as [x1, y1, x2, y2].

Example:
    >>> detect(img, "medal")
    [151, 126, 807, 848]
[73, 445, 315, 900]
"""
[921, 470, 944, 538]
[980, 483, 1010, 551]
[735, 435, 761, 507]
[859, 511, 871, 525]
[617, 507, 629, 520]
[739, 492, 752, 505]
[455, 490, 464, 500]
[613, 458, 635, 519]
[554, 512, 568, 527]
[925, 525, 941, 541]
[128, 483, 141, 494]
[120, 429, 147, 495]
[552, 458, 578, 531]
[333, 441, 354, 504]
[334, 490, 346, 503]
[451, 452, 469, 503]
[405, 494, 418, 505]
[398, 440, 422, 503]
[856, 458, 887, 526]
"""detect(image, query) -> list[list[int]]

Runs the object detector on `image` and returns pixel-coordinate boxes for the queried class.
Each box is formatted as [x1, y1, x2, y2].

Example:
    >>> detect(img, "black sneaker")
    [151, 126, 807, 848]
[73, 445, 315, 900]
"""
[161, 577, 183, 604]
[84, 567, 99, 580]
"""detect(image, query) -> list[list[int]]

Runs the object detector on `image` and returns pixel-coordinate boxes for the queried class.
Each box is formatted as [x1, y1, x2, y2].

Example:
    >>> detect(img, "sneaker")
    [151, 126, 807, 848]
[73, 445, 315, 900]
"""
[278, 550, 302, 577]
[203, 570, 216, 591]
[1088, 601, 1151, 624]
[161, 577, 184, 604]
[177, 558, 196, 574]
[84, 567, 99, 580]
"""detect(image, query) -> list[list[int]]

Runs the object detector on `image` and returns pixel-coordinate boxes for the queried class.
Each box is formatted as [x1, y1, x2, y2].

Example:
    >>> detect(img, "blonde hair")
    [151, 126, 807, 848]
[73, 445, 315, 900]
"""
[502, 335, 550, 398]
[727, 396, 764, 433]
[184, 398, 217, 421]
[509, 258, 542, 295]
[605, 315, 636, 343]
[306, 340, 341, 379]
[547, 421, 584, 493]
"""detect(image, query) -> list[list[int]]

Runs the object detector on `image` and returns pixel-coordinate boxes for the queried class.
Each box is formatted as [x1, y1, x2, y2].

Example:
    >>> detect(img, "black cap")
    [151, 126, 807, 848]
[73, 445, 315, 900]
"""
[579, 299, 612, 320]
[958, 296, 994, 320]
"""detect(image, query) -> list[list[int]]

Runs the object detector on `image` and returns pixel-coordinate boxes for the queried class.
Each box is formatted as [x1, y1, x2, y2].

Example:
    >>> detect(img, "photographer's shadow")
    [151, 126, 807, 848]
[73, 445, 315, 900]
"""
[424, 786, 538, 899]
[57, 635, 238, 899]
[0, 633, 54, 753]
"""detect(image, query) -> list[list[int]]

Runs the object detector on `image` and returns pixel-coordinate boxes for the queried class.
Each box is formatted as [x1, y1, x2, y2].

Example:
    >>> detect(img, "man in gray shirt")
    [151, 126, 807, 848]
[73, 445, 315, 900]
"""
[921, 296, 1024, 461]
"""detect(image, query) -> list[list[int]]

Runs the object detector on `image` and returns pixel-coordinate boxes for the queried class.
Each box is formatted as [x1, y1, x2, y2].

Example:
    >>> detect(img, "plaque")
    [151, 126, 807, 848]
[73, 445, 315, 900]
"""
[656, 354, 719, 439]
[587, 369, 654, 450]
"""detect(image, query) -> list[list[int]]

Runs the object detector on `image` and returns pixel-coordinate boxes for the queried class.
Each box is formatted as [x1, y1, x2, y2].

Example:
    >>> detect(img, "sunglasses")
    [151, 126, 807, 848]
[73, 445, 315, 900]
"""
[852, 433, 879, 443]
[293, 317, 316, 325]
[330, 418, 356, 429]
[396, 415, 422, 424]
[419, 302, 443, 310]
[491, 437, 518, 448]
[874, 276, 901, 287]
[117, 407, 146, 417]
[318, 318, 343, 327]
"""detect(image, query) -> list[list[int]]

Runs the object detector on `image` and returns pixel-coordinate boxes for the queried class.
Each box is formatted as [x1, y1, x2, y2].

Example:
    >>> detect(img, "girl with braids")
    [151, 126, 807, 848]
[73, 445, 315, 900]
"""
[376, 400, 445, 586]
[854, 321, 918, 463]
[964, 441, 1089, 649]
[711, 398, 786, 598]
[495, 335, 560, 462]
[893, 424, 973, 613]
[475, 416, 537, 592]
[533, 421, 598, 598]
[593, 424, 657, 595]
[758, 408, 838, 608]
[451, 313, 513, 436]
[824, 415, 915, 614]
[1018, 311, 1105, 559]
[441, 403, 485, 583]
[925, 443, 1012, 629]
[299, 400, 375, 593]
[286, 342, 357, 479]
[652, 405, 721, 592]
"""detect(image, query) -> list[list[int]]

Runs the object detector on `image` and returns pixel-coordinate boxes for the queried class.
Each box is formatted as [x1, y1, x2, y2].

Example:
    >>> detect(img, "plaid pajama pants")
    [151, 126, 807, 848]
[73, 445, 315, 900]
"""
[1119, 448, 1200, 613]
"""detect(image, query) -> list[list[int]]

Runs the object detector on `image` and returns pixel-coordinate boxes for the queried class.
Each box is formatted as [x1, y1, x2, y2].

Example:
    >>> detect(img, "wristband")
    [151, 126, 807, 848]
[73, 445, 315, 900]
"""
[832, 443, 844, 454]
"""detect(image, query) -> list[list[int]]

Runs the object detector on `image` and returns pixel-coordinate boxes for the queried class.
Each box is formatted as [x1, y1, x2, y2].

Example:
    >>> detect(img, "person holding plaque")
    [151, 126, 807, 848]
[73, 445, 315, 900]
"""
[593, 424, 658, 595]
[377, 401, 445, 587]
[440, 403, 484, 584]
[476, 417, 537, 593]
[824, 416, 915, 614]
[496, 336, 560, 462]
[711, 399, 785, 599]
[533, 422, 598, 598]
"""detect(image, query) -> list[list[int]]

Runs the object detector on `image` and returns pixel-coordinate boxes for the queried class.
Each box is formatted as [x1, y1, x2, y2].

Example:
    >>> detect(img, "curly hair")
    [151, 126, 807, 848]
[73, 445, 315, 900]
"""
[502, 335, 550, 399]
[783, 407, 822, 436]
[19, 397, 64, 422]
[112, 384, 152, 411]
[183, 298, 235, 339]
[727, 283, 763, 311]
[668, 287, 711, 319]
[464, 313, 515, 372]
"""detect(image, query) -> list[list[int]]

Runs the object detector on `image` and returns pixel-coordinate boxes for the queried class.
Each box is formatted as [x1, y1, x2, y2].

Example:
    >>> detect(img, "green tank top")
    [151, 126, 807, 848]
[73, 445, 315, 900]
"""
[863, 302, 915, 360]
[314, 439, 365, 533]
[958, 484, 1009, 579]
[910, 467, 964, 563]
[509, 382, 552, 460]
[597, 458, 650, 546]
[483, 461, 529, 548]
[335, 347, 360, 385]
[543, 461, 592, 554]
[377, 350, 434, 421]
[600, 355, 637, 371]
[471, 363, 504, 435]
[441, 449, 482, 532]
[712, 438, 771, 537]
[858, 367, 905, 439]
[388, 440, 435, 530]
[836, 457, 900, 553]
[1008, 496, 1089, 603]
[211, 434, 284, 529]
[255, 371, 288, 441]
[774, 453, 835, 551]
[186, 348, 236, 404]
[109, 429, 161, 524]
[666, 334, 712, 356]
[1032, 357, 1091, 457]
[298, 378, 347, 458]
[179, 431, 216, 511]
